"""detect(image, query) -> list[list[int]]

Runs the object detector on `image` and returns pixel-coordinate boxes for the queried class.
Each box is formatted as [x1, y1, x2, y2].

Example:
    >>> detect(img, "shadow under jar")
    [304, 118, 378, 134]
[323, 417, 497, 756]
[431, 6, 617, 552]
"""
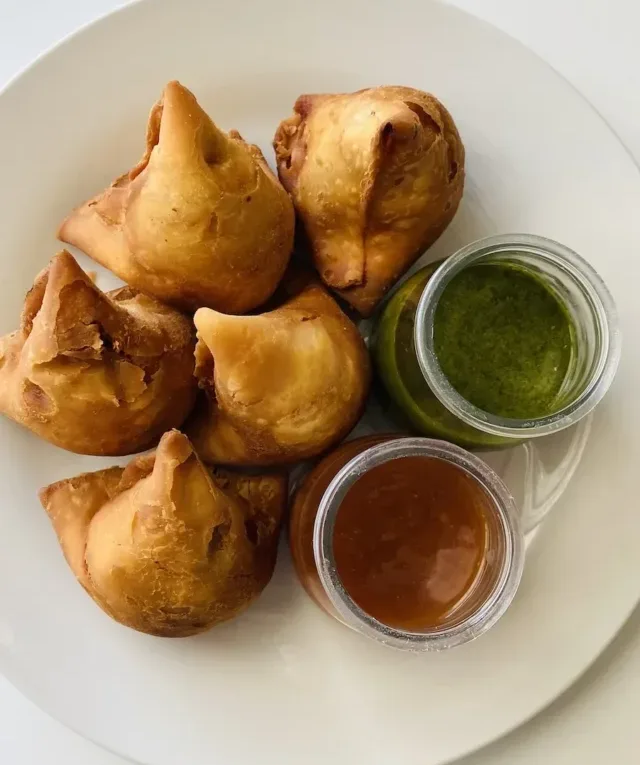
[289, 436, 524, 651]
[373, 234, 621, 448]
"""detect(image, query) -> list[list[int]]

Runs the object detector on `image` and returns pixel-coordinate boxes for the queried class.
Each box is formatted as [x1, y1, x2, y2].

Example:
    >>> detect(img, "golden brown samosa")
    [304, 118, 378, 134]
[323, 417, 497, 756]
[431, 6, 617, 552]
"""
[0, 251, 196, 455]
[39, 430, 287, 637]
[59, 81, 295, 313]
[187, 273, 371, 465]
[274, 86, 465, 316]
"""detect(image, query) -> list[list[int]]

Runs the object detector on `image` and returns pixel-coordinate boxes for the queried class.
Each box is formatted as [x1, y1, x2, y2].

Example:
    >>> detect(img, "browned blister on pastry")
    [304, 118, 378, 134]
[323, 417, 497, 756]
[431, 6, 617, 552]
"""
[274, 86, 465, 315]
[39, 430, 287, 637]
[59, 81, 295, 313]
[187, 273, 371, 465]
[0, 251, 196, 455]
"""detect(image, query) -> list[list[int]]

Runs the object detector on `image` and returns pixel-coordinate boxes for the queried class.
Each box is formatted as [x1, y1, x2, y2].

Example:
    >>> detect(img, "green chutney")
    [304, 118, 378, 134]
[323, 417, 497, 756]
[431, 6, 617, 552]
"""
[372, 260, 576, 449]
[433, 263, 574, 419]
[373, 263, 509, 448]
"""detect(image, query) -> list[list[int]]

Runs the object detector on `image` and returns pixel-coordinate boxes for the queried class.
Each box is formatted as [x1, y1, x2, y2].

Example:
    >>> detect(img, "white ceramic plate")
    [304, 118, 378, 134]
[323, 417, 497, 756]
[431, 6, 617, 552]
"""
[0, 2, 639, 764]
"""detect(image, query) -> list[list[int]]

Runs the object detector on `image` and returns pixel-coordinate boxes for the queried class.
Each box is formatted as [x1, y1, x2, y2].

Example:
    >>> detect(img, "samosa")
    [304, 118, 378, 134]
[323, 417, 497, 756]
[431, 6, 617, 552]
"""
[39, 430, 287, 637]
[0, 251, 196, 455]
[274, 86, 465, 316]
[59, 81, 295, 313]
[187, 273, 371, 465]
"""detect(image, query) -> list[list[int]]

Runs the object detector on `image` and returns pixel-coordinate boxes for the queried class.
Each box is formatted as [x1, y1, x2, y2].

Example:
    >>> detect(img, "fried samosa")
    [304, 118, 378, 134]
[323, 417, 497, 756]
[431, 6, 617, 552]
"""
[187, 273, 371, 465]
[274, 86, 465, 316]
[39, 430, 287, 637]
[59, 81, 295, 313]
[0, 251, 196, 455]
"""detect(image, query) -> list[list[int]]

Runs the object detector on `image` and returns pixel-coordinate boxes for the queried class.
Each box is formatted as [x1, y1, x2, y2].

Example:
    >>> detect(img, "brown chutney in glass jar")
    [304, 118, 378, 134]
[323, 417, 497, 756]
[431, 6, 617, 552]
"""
[289, 434, 524, 649]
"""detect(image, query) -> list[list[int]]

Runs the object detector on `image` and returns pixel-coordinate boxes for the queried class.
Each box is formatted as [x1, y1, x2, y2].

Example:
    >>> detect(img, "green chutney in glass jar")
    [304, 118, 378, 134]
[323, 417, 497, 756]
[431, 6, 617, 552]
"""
[372, 258, 577, 449]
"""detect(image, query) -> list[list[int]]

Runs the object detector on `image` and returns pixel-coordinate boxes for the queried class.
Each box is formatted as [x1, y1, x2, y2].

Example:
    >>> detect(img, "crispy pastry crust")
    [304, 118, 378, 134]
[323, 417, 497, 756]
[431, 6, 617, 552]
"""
[0, 251, 196, 455]
[39, 430, 287, 637]
[274, 86, 465, 315]
[60, 81, 295, 313]
[187, 272, 371, 465]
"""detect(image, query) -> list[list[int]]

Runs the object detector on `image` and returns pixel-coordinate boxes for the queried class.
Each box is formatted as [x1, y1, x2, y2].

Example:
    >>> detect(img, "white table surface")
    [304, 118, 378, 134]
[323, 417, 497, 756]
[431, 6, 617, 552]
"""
[0, 0, 638, 763]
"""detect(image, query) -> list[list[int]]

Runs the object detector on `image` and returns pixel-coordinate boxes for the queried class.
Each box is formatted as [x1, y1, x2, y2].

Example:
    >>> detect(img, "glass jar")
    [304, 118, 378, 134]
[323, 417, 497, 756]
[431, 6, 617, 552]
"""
[289, 435, 524, 651]
[373, 234, 621, 447]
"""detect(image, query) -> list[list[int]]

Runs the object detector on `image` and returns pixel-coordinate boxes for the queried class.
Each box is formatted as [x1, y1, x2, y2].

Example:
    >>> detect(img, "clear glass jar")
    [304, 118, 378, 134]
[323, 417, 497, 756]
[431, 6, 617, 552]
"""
[289, 436, 525, 651]
[414, 234, 621, 441]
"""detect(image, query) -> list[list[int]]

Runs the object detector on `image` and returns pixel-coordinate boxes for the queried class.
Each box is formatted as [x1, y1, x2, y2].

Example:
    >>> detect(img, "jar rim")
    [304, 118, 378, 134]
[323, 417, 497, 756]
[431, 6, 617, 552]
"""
[414, 233, 622, 439]
[312, 437, 525, 651]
